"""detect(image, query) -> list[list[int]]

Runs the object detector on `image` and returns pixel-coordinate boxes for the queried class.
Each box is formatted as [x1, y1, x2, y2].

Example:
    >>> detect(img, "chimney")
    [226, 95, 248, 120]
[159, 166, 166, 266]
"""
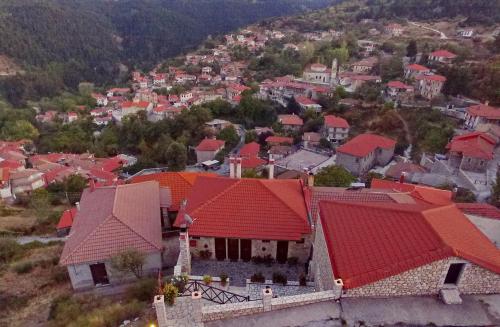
[236, 157, 242, 179]
[268, 157, 275, 179]
[307, 172, 315, 187]
[399, 172, 406, 184]
[229, 157, 236, 178]
[75, 202, 80, 211]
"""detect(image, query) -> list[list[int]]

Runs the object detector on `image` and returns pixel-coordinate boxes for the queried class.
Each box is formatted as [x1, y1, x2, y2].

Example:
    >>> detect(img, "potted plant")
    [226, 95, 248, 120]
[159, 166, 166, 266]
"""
[163, 283, 179, 306]
[203, 274, 213, 285]
[250, 272, 265, 283]
[219, 273, 229, 287]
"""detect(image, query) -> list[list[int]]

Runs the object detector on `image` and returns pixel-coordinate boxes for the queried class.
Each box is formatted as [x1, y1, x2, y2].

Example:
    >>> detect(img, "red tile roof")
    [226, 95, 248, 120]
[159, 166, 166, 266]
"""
[239, 142, 260, 158]
[319, 201, 500, 289]
[121, 101, 150, 109]
[337, 134, 395, 157]
[130, 172, 215, 211]
[324, 115, 349, 129]
[466, 103, 500, 119]
[175, 176, 310, 240]
[57, 208, 77, 229]
[295, 96, 319, 106]
[446, 132, 496, 160]
[430, 49, 457, 59]
[0, 159, 23, 170]
[371, 179, 453, 205]
[387, 81, 413, 90]
[416, 74, 446, 82]
[241, 156, 267, 169]
[385, 162, 426, 179]
[265, 136, 293, 145]
[278, 114, 304, 126]
[456, 203, 500, 220]
[60, 182, 163, 266]
[196, 138, 225, 151]
[406, 63, 430, 72]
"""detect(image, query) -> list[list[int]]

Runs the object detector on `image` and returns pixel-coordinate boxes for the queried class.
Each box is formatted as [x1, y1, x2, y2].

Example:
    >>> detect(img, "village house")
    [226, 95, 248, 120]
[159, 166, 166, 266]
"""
[357, 40, 377, 56]
[336, 134, 396, 176]
[0, 168, 12, 199]
[295, 96, 322, 112]
[56, 207, 77, 237]
[386, 81, 414, 101]
[195, 138, 225, 163]
[118, 101, 153, 118]
[238, 142, 267, 171]
[303, 132, 321, 149]
[225, 83, 250, 101]
[464, 102, 500, 130]
[428, 50, 457, 64]
[278, 114, 304, 132]
[338, 73, 382, 93]
[415, 74, 446, 100]
[457, 29, 474, 38]
[446, 132, 496, 173]
[60, 182, 166, 290]
[265, 136, 293, 146]
[205, 119, 232, 133]
[384, 162, 427, 181]
[351, 57, 378, 74]
[91, 93, 108, 107]
[175, 174, 312, 264]
[385, 23, 404, 36]
[10, 169, 45, 195]
[311, 198, 500, 299]
[323, 115, 349, 143]
[404, 63, 431, 79]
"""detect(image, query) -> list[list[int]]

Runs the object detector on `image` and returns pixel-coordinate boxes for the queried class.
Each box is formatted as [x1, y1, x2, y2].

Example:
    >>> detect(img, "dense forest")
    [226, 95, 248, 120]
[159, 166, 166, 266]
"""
[358, 0, 500, 25]
[0, 0, 334, 106]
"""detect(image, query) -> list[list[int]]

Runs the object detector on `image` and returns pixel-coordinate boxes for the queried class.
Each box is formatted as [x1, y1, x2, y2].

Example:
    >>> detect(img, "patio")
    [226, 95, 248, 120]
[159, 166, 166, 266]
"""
[191, 259, 307, 287]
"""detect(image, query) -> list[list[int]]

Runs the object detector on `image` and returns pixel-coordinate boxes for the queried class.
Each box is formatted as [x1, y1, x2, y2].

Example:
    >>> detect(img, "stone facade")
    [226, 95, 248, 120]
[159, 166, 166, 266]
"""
[323, 127, 349, 142]
[310, 218, 337, 291]
[336, 147, 394, 176]
[195, 149, 222, 163]
[448, 153, 489, 173]
[67, 252, 162, 290]
[343, 257, 500, 298]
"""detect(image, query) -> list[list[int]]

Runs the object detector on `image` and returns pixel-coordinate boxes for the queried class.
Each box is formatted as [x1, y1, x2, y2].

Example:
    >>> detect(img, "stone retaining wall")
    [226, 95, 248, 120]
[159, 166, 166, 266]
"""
[270, 290, 336, 311]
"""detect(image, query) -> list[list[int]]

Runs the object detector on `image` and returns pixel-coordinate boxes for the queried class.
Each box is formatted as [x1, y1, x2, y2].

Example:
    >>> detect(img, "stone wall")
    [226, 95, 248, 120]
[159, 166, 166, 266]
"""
[309, 218, 337, 291]
[344, 257, 500, 297]
[252, 239, 277, 258]
[376, 147, 394, 166]
[190, 237, 215, 259]
[286, 235, 312, 263]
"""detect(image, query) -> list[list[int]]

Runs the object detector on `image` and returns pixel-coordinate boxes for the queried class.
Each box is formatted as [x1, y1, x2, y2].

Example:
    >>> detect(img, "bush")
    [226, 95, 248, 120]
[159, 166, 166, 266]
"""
[52, 266, 69, 283]
[0, 237, 23, 263]
[252, 254, 274, 265]
[250, 272, 265, 283]
[199, 249, 212, 259]
[299, 273, 307, 286]
[272, 272, 287, 286]
[171, 274, 188, 293]
[12, 261, 34, 274]
[163, 283, 179, 306]
[77, 300, 144, 327]
[219, 273, 228, 286]
[203, 274, 213, 285]
[287, 257, 299, 266]
[125, 278, 157, 302]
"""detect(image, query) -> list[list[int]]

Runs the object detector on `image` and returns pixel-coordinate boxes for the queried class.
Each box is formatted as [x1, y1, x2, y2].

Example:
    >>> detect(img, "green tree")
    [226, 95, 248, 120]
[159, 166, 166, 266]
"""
[29, 188, 51, 219]
[111, 248, 146, 279]
[217, 126, 240, 149]
[491, 171, 500, 208]
[406, 40, 417, 58]
[314, 165, 355, 187]
[63, 175, 88, 194]
[1, 120, 39, 141]
[165, 142, 187, 171]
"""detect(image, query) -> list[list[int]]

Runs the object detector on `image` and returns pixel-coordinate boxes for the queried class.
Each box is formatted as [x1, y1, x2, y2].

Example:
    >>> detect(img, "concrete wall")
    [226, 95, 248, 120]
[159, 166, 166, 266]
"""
[376, 148, 394, 166]
[196, 149, 220, 163]
[310, 218, 337, 291]
[337, 147, 394, 176]
[67, 252, 162, 290]
[459, 156, 488, 173]
[343, 257, 500, 297]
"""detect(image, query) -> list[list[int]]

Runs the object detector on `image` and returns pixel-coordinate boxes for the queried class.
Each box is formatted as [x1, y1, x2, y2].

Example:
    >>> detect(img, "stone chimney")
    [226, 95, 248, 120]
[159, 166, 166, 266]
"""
[268, 157, 275, 179]
[485, 101, 490, 106]
[236, 157, 242, 179]
[307, 172, 315, 187]
[178, 229, 191, 274]
[229, 157, 236, 178]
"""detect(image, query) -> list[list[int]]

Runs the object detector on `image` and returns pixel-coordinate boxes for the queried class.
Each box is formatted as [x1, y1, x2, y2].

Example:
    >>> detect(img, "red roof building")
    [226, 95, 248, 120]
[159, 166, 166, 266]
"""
[464, 103, 500, 130]
[316, 200, 500, 292]
[239, 142, 260, 158]
[195, 139, 225, 152]
[175, 176, 311, 241]
[265, 136, 293, 145]
[370, 179, 453, 206]
[56, 207, 77, 236]
[278, 114, 304, 126]
[446, 132, 496, 160]
[324, 115, 349, 129]
[429, 49, 457, 62]
[337, 134, 395, 158]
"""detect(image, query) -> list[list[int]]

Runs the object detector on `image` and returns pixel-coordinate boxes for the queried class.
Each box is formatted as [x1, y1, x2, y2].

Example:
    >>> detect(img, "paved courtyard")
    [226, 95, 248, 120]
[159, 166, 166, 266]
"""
[247, 282, 315, 300]
[191, 259, 306, 287]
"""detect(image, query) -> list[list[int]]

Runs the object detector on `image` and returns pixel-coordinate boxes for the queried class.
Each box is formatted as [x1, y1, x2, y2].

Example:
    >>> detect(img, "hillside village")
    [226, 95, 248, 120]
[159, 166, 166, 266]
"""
[0, 1, 500, 327]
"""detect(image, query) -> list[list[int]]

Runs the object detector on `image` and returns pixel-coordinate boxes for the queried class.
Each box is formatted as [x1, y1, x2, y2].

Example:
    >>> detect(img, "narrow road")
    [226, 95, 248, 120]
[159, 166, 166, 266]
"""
[15, 235, 66, 245]
[409, 21, 447, 39]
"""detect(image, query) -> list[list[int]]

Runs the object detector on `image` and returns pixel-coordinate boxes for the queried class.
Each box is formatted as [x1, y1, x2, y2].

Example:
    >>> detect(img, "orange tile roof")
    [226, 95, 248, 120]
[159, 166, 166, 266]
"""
[196, 138, 225, 151]
[175, 176, 310, 240]
[337, 134, 395, 157]
[57, 207, 77, 229]
[446, 132, 496, 160]
[241, 156, 267, 169]
[370, 179, 453, 205]
[239, 142, 260, 157]
[466, 103, 500, 119]
[130, 172, 216, 211]
[278, 114, 304, 126]
[324, 115, 349, 128]
[265, 136, 293, 145]
[319, 201, 500, 289]
[430, 49, 457, 59]
[406, 63, 430, 71]
[60, 182, 163, 266]
[456, 203, 500, 220]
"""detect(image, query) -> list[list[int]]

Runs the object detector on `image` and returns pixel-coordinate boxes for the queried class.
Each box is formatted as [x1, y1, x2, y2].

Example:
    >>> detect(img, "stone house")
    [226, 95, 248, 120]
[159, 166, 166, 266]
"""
[428, 50, 457, 64]
[446, 132, 496, 173]
[278, 114, 304, 132]
[464, 102, 500, 130]
[386, 81, 414, 101]
[415, 74, 446, 100]
[10, 169, 45, 195]
[174, 175, 312, 264]
[404, 63, 431, 79]
[322, 115, 349, 143]
[385, 23, 403, 37]
[311, 200, 500, 298]
[336, 134, 396, 176]
[60, 182, 167, 290]
[294, 96, 322, 112]
[303, 132, 321, 149]
[195, 138, 225, 163]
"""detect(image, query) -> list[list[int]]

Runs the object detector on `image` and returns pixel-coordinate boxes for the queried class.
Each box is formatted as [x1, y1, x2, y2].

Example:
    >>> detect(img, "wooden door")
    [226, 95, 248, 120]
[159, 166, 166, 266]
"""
[215, 238, 226, 261]
[240, 239, 252, 262]
[276, 241, 289, 264]
[227, 239, 239, 261]
[90, 263, 109, 285]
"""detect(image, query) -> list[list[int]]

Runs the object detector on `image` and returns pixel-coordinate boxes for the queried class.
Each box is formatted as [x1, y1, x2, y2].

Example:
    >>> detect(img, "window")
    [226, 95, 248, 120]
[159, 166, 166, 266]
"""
[444, 263, 465, 285]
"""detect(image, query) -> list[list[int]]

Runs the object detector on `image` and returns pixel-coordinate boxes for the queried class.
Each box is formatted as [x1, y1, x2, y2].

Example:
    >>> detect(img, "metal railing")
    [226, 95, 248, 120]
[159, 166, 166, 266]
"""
[178, 280, 251, 304]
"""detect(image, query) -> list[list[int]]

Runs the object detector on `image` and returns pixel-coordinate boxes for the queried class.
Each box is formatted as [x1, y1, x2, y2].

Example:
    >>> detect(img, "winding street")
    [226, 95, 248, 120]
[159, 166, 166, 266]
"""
[409, 21, 448, 39]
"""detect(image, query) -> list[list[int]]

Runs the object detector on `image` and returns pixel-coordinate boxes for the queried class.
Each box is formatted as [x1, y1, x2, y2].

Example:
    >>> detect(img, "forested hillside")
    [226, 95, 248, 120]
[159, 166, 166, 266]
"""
[0, 0, 334, 106]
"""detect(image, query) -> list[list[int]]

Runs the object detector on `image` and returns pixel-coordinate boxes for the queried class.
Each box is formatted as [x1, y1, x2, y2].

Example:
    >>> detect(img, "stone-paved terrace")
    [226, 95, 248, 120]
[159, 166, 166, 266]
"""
[247, 282, 316, 300]
[191, 259, 306, 287]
